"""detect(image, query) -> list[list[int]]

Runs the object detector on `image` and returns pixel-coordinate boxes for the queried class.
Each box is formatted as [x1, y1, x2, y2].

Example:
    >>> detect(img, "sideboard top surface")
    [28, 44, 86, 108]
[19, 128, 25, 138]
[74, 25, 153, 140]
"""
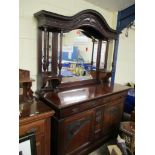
[19, 99, 55, 125]
[43, 83, 129, 109]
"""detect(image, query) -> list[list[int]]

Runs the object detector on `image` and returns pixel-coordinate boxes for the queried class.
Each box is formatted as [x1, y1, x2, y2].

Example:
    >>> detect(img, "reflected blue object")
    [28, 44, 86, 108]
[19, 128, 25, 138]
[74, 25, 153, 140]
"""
[61, 69, 76, 77]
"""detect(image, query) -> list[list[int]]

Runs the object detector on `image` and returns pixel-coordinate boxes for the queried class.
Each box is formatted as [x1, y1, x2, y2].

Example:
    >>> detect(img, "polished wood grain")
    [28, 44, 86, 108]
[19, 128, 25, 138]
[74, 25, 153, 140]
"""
[39, 83, 129, 155]
[19, 99, 55, 155]
[43, 83, 129, 109]
[19, 99, 54, 124]
[34, 9, 129, 155]
[63, 110, 94, 154]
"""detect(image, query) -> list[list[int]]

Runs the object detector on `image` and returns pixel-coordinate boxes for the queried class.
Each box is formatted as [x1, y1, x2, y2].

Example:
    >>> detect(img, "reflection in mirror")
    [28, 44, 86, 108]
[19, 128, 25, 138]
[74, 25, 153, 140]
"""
[40, 28, 109, 84]
[40, 29, 109, 84]
[60, 29, 98, 83]
[99, 41, 107, 69]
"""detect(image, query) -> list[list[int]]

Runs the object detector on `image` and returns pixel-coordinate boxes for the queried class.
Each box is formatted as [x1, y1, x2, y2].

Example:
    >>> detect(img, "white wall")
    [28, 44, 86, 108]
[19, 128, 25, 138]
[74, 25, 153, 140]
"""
[115, 28, 135, 84]
[19, 0, 117, 91]
[63, 29, 93, 62]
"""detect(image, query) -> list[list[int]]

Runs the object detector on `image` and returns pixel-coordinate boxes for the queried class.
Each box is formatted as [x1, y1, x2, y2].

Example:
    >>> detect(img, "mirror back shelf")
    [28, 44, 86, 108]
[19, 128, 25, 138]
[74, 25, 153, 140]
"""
[34, 9, 118, 92]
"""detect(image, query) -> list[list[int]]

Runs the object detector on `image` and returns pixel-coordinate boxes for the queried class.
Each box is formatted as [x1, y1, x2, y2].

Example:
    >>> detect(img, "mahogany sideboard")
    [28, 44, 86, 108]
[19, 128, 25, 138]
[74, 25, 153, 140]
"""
[39, 83, 129, 155]
[19, 99, 55, 155]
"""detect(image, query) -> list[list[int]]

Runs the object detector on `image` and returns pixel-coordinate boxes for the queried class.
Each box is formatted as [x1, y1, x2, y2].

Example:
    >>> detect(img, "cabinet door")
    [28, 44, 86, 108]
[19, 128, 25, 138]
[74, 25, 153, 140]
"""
[62, 110, 94, 155]
[103, 102, 123, 136]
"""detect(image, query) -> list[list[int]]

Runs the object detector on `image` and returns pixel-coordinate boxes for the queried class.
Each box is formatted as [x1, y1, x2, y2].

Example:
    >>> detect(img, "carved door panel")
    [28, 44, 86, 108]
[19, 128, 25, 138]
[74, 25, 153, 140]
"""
[63, 110, 94, 155]
[103, 102, 123, 136]
[94, 106, 104, 139]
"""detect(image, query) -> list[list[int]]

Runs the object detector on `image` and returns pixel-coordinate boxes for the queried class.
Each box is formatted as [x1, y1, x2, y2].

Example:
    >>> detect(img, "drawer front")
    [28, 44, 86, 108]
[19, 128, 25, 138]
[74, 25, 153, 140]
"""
[61, 100, 99, 118]
[19, 119, 45, 136]
[61, 92, 127, 118]
[102, 91, 127, 103]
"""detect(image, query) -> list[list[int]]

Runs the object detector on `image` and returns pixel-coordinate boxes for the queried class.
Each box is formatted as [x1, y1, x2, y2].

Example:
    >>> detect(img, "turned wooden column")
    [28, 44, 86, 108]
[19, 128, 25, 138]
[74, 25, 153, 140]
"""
[43, 27, 48, 72]
[91, 39, 95, 70]
[37, 29, 42, 74]
[96, 40, 102, 80]
[104, 40, 110, 70]
[52, 33, 58, 75]
[58, 30, 63, 76]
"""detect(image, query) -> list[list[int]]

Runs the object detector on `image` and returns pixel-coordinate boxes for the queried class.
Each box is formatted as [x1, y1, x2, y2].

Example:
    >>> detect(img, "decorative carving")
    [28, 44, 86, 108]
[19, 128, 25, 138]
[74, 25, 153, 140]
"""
[103, 104, 122, 134]
[34, 9, 118, 91]
[96, 110, 102, 123]
[66, 118, 91, 147]
[34, 10, 117, 39]
[19, 69, 34, 103]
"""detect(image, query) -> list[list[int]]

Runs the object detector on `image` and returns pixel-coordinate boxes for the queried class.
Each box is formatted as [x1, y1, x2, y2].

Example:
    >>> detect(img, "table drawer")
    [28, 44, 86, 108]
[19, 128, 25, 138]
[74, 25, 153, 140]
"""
[61, 100, 99, 118]
[60, 92, 127, 118]
[19, 119, 45, 136]
[103, 91, 127, 103]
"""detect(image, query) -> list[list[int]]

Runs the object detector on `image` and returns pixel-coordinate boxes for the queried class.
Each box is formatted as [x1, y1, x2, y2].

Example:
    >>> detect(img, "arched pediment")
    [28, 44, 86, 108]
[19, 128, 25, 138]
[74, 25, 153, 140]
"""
[34, 9, 118, 40]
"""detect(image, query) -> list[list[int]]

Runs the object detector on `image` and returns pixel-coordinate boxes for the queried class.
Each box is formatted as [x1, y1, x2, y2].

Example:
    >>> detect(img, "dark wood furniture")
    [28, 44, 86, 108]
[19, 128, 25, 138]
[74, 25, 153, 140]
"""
[38, 83, 128, 155]
[34, 10, 118, 91]
[19, 69, 34, 103]
[34, 10, 129, 155]
[19, 99, 55, 155]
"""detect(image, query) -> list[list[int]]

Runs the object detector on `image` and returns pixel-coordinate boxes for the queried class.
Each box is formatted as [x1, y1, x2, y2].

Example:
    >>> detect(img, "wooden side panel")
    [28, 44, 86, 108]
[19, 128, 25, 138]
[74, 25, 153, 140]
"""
[19, 120, 45, 136]
[62, 110, 94, 155]
[19, 118, 51, 155]
[44, 118, 51, 155]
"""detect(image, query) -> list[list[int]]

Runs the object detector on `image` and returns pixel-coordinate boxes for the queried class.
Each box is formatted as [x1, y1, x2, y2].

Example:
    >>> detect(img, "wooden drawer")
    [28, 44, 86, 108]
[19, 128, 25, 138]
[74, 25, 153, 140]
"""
[19, 119, 45, 136]
[106, 98, 125, 107]
[60, 92, 127, 118]
[61, 100, 99, 118]
[81, 92, 126, 112]
[103, 91, 127, 103]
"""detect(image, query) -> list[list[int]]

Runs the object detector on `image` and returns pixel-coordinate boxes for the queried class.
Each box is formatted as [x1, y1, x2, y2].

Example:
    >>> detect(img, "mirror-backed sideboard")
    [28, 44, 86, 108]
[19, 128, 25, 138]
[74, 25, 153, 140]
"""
[34, 10, 129, 155]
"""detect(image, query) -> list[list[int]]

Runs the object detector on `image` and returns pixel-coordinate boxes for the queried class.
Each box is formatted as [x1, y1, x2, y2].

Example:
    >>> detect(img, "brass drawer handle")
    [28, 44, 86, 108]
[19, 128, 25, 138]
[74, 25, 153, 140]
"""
[72, 108, 79, 113]
[26, 128, 37, 134]
[90, 101, 96, 106]
[102, 99, 107, 103]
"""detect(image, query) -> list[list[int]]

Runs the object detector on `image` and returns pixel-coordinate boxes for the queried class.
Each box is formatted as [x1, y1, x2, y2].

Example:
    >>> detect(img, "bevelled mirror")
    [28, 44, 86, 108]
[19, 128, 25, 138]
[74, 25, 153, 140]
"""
[60, 29, 96, 83]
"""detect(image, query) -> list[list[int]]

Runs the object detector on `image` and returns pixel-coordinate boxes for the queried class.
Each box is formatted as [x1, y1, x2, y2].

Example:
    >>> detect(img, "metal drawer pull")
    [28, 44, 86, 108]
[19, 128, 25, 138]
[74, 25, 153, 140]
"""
[26, 128, 37, 134]
[102, 99, 106, 103]
[72, 108, 79, 113]
[90, 101, 96, 106]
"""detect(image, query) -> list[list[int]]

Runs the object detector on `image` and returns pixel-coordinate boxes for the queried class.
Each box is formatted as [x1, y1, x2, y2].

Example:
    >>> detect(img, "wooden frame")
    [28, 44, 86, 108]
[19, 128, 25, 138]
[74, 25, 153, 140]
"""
[19, 132, 36, 155]
[34, 10, 118, 92]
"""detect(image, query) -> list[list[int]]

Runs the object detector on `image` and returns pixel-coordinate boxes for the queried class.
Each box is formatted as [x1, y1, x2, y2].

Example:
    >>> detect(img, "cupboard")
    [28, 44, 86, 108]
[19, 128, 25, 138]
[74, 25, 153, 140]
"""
[40, 83, 129, 155]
